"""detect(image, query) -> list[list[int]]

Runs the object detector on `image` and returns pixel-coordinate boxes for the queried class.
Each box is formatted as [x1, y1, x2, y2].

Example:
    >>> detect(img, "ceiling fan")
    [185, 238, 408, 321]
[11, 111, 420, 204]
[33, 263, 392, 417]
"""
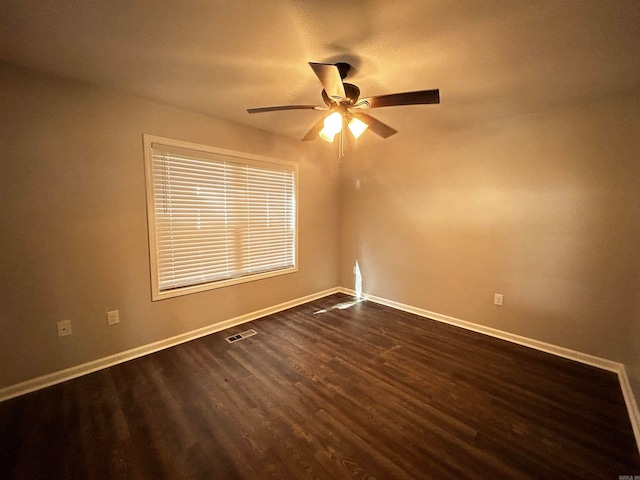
[247, 62, 440, 150]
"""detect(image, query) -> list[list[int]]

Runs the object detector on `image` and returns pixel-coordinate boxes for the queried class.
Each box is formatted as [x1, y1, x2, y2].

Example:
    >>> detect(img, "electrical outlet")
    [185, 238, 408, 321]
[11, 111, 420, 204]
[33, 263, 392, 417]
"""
[57, 320, 72, 337]
[107, 310, 120, 326]
[494, 293, 504, 306]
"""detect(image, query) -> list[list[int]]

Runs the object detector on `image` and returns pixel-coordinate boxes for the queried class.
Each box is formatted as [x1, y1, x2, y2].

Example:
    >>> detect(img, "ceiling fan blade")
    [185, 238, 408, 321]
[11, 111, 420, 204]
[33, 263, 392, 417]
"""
[302, 115, 327, 141]
[247, 105, 323, 114]
[309, 62, 346, 101]
[351, 112, 398, 139]
[356, 89, 440, 109]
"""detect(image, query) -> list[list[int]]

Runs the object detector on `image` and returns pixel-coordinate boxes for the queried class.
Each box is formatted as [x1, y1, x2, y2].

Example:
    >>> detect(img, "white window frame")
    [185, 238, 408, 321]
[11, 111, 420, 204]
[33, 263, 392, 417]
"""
[143, 135, 298, 301]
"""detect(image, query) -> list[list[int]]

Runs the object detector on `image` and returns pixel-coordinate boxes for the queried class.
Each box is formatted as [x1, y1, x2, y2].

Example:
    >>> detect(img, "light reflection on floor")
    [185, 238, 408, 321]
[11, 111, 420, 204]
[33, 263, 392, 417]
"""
[313, 299, 362, 315]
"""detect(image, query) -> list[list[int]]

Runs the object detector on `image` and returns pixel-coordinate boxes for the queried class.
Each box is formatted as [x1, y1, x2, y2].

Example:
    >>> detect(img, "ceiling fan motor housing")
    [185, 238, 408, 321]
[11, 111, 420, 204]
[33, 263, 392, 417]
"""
[322, 83, 361, 107]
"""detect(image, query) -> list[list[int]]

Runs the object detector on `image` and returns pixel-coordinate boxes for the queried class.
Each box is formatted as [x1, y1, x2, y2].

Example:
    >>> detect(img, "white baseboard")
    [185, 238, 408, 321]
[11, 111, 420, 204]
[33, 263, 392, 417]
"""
[0, 287, 341, 403]
[338, 287, 640, 454]
[618, 366, 640, 456]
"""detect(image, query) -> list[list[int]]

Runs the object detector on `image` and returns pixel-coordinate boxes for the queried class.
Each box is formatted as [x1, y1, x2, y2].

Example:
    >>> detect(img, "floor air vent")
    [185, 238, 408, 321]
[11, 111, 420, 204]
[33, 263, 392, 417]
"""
[225, 329, 258, 344]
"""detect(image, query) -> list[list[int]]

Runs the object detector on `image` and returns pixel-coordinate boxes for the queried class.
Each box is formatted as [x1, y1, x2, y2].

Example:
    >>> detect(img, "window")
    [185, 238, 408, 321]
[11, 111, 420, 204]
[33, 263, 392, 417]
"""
[143, 135, 298, 300]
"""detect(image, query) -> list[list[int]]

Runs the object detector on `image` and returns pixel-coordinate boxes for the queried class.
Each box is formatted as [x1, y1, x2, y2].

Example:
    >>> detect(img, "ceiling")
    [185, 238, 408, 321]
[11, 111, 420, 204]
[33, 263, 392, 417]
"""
[1, 0, 639, 141]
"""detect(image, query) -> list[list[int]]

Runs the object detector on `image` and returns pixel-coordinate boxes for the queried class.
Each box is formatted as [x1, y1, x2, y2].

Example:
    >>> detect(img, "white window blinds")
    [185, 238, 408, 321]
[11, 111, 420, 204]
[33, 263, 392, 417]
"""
[144, 136, 297, 300]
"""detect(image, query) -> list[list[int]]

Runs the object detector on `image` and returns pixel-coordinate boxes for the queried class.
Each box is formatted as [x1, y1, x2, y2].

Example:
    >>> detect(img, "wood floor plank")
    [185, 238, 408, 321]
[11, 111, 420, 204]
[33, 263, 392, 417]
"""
[1, 293, 638, 479]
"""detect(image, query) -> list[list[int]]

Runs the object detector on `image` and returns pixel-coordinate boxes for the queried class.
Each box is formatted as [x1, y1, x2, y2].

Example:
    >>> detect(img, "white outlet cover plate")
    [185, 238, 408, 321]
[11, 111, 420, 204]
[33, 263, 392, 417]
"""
[107, 310, 120, 325]
[57, 320, 72, 337]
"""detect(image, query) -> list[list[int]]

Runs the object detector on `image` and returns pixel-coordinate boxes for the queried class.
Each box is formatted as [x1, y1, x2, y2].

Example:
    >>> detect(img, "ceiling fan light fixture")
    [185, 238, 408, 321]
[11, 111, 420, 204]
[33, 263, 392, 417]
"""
[323, 111, 343, 135]
[318, 128, 336, 143]
[348, 117, 368, 139]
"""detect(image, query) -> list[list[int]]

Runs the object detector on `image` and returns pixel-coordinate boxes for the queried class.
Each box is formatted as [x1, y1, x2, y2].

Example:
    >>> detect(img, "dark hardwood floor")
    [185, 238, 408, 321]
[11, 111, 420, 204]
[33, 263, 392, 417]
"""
[1, 293, 639, 479]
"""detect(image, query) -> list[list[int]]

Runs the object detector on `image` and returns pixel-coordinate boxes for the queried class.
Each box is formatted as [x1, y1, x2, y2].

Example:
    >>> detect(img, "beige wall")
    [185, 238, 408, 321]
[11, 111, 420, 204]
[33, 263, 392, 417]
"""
[0, 63, 339, 389]
[1, 59, 639, 407]
[339, 92, 640, 398]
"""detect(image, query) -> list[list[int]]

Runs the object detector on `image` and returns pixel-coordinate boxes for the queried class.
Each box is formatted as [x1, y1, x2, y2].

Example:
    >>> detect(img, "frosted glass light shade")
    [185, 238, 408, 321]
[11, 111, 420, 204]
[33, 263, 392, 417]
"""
[319, 127, 336, 142]
[323, 112, 343, 135]
[348, 117, 368, 139]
